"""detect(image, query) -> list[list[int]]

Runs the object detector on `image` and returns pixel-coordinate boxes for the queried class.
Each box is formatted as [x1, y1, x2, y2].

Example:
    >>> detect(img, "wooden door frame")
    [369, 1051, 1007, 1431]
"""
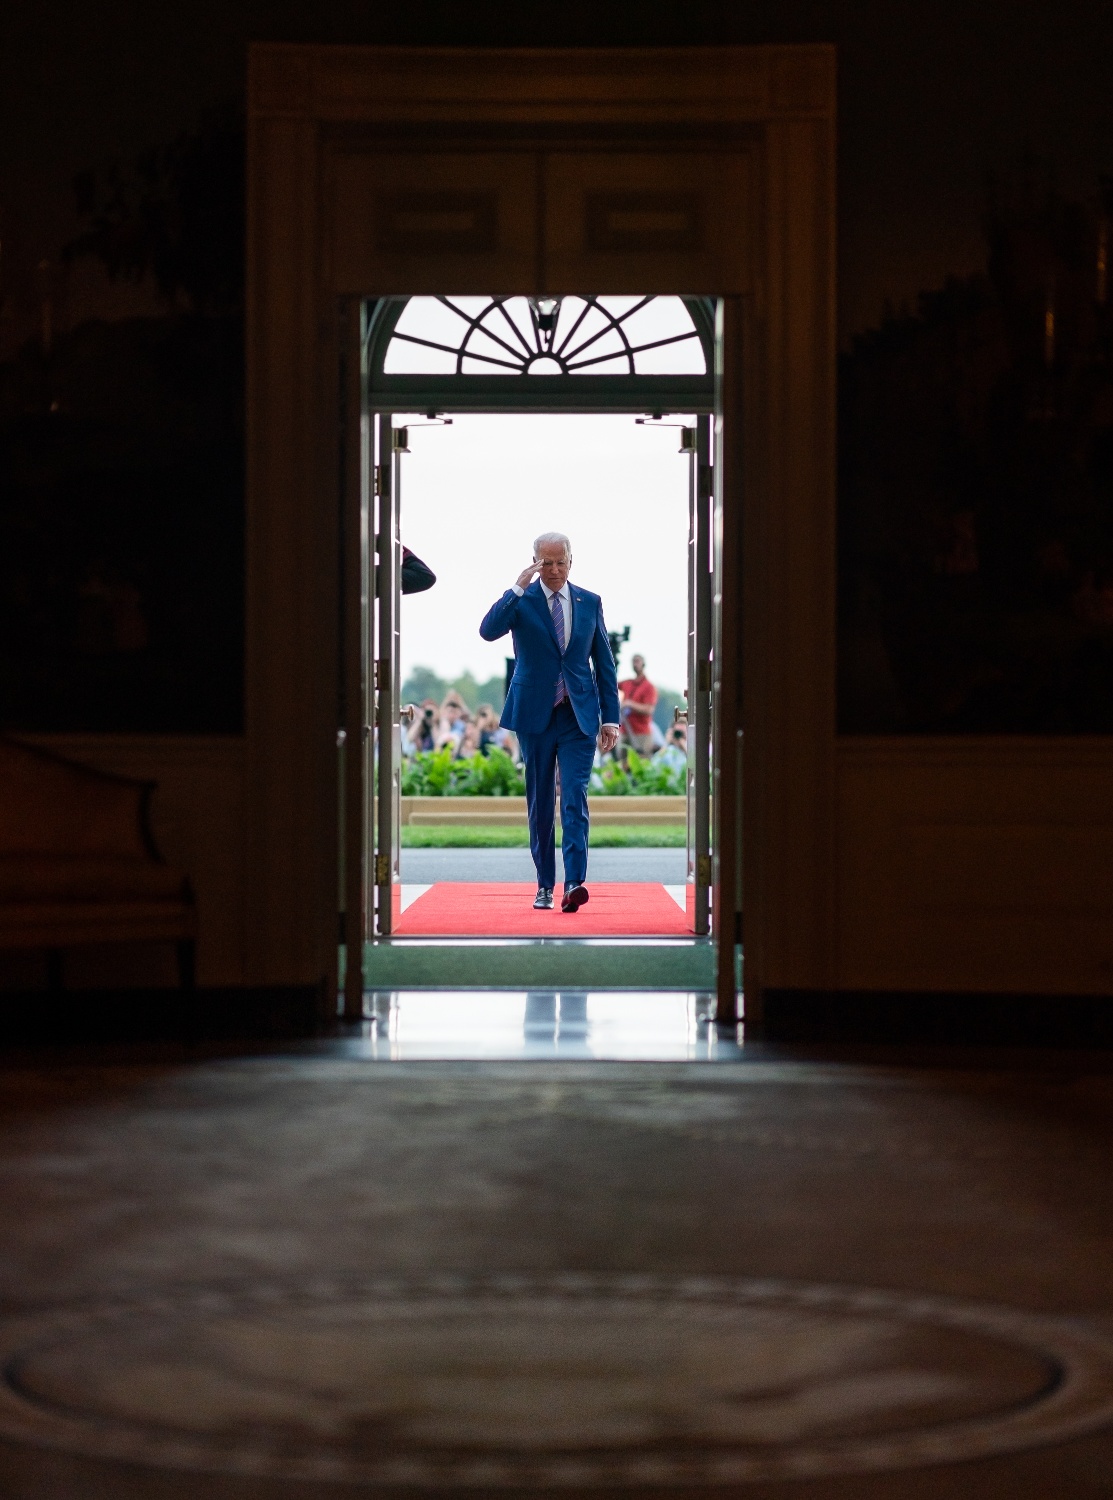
[245, 45, 837, 1026]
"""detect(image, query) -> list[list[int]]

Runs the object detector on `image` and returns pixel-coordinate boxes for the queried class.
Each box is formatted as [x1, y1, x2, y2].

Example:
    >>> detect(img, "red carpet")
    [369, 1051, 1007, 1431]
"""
[395, 883, 691, 936]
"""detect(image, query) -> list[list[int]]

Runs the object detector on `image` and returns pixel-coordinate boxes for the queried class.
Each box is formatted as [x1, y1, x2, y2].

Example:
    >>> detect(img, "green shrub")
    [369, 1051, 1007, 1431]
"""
[401, 746, 683, 797]
[400, 825, 687, 847]
[591, 748, 685, 797]
[400, 747, 456, 796]
[400, 747, 526, 797]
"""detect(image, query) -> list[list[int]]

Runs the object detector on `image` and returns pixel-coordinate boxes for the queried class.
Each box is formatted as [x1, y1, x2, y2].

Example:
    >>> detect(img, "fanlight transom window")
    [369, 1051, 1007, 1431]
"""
[381, 295, 707, 377]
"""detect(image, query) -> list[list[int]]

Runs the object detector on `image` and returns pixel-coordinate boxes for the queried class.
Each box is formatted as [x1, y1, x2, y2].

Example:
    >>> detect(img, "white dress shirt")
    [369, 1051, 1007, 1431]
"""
[509, 578, 618, 730]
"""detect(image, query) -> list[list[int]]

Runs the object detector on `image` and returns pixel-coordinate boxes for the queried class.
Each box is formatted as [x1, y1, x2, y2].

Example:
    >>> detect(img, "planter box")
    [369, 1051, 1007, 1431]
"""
[401, 795, 686, 827]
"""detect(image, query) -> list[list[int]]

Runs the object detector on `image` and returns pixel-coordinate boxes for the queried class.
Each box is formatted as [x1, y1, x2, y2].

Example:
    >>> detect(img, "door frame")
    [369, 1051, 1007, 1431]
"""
[349, 348, 718, 991]
[246, 45, 837, 1027]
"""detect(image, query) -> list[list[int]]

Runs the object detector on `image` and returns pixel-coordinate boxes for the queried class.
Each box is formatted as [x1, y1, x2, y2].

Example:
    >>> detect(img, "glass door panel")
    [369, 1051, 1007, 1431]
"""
[687, 414, 713, 934]
[341, 299, 370, 1018]
[371, 414, 403, 934]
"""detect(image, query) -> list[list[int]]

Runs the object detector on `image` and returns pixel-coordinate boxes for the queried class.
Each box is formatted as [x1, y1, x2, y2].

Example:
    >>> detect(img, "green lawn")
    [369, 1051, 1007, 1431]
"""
[401, 825, 687, 848]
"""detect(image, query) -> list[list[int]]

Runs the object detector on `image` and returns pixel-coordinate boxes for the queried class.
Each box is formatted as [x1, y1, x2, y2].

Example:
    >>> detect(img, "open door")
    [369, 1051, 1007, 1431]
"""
[371, 415, 404, 936]
[340, 301, 369, 1019]
[686, 414, 713, 934]
[341, 363, 413, 1010]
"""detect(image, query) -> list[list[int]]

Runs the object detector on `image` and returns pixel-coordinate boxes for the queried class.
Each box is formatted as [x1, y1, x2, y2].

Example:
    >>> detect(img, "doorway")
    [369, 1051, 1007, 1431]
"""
[247, 45, 836, 1032]
[392, 412, 703, 936]
[343, 296, 721, 1001]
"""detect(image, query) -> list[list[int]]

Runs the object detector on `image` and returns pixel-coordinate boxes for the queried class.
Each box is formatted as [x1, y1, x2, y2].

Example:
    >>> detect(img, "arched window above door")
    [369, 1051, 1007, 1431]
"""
[364, 295, 716, 413]
[381, 296, 708, 377]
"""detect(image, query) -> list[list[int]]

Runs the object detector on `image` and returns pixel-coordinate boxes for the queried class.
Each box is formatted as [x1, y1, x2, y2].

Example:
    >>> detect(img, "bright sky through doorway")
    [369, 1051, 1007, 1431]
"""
[397, 414, 692, 696]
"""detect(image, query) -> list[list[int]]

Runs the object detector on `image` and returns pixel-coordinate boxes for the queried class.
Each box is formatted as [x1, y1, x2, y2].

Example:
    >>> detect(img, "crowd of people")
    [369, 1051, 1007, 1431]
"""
[403, 693, 518, 760]
[400, 653, 688, 771]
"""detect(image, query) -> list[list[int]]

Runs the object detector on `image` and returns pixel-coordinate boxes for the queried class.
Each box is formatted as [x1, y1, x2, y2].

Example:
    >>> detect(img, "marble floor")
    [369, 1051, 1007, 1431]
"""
[355, 989, 742, 1060]
[0, 1001, 1112, 1496]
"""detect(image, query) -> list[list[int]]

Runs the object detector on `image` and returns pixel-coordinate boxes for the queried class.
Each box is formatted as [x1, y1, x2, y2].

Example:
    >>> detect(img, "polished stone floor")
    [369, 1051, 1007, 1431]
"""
[357, 989, 741, 1060]
[0, 1002, 1112, 1496]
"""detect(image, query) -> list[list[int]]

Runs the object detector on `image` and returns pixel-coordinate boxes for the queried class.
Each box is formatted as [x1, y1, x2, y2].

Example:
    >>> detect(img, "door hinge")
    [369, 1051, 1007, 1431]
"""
[698, 464, 712, 501]
[696, 854, 713, 887]
[697, 660, 713, 693]
[374, 853, 390, 884]
[373, 465, 384, 496]
[374, 658, 390, 691]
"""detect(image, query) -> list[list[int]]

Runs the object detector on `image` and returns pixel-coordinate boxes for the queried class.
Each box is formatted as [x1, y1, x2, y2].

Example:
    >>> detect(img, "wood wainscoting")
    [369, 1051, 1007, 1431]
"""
[14, 736, 246, 989]
[836, 738, 1113, 996]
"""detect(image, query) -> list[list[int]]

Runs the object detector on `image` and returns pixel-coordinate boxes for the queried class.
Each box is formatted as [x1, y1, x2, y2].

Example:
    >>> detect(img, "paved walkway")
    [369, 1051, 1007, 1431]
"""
[401, 846, 688, 883]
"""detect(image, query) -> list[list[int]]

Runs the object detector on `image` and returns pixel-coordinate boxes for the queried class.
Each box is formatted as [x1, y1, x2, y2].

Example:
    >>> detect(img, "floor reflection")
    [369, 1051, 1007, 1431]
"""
[350, 991, 744, 1062]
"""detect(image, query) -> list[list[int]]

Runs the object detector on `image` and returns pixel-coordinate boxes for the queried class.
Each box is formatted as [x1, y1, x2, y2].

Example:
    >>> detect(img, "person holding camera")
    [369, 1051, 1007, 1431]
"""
[618, 654, 658, 756]
[407, 699, 439, 755]
[655, 721, 688, 773]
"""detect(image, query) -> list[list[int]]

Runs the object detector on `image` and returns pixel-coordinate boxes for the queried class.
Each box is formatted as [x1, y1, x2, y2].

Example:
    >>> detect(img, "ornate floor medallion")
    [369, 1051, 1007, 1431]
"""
[1, 1276, 1112, 1487]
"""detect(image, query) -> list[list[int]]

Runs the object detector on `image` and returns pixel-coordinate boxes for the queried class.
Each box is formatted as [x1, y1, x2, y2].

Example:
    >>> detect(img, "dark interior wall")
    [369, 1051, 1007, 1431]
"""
[0, 315, 244, 732]
[2, 3, 1112, 734]
[6, 2, 1111, 341]
[839, 193, 1113, 734]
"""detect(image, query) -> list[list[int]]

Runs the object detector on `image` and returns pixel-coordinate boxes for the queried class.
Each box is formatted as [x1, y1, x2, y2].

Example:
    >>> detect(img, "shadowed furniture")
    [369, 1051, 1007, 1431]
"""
[0, 737, 196, 992]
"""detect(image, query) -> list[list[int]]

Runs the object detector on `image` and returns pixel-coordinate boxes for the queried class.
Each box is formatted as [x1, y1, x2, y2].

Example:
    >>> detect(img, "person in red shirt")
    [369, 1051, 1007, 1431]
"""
[618, 654, 658, 755]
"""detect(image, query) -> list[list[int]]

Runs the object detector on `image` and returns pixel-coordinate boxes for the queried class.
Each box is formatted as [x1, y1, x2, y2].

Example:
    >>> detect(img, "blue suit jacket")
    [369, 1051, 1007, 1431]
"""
[479, 581, 621, 736]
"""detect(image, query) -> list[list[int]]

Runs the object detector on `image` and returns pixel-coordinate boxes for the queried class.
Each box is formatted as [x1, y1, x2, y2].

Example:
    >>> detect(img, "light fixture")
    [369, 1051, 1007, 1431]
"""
[529, 296, 561, 348]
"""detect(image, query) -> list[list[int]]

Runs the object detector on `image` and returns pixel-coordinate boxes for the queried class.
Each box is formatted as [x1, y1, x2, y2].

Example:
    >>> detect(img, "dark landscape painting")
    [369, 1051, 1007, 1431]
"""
[839, 172, 1113, 733]
[0, 119, 244, 733]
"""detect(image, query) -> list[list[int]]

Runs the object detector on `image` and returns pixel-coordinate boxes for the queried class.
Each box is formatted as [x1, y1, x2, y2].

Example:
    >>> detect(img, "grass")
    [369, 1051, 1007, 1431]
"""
[400, 825, 687, 848]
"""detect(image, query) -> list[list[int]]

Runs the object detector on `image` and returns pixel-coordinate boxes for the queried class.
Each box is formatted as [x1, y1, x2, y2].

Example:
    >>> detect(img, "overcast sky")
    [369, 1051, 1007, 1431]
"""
[399, 414, 692, 693]
[3, 2, 1113, 341]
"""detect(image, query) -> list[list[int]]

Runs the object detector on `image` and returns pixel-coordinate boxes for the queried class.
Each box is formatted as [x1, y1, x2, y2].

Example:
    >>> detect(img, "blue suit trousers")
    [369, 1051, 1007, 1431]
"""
[517, 699, 595, 889]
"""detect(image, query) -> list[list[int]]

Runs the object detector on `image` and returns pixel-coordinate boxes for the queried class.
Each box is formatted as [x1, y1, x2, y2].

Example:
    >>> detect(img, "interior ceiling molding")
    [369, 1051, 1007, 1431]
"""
[320, 122, 767, 150]
[249, 44, 836, 123]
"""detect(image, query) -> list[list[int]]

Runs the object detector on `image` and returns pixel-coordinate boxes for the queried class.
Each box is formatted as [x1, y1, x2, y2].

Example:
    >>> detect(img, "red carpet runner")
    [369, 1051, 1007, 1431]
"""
[395, 883, 691, 936]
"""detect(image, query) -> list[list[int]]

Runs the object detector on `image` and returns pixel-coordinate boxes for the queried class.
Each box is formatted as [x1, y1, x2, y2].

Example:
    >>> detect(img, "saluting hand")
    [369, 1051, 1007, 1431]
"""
[515, 561, 541, 590]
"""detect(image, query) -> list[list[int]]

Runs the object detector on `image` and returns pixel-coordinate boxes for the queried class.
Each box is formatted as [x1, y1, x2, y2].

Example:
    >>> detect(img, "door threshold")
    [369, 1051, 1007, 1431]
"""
[359, 936, 715, 990]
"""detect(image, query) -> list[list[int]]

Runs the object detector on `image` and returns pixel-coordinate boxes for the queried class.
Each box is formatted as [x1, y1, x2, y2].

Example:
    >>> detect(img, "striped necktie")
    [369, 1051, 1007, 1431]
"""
[551, 591, 567, 706]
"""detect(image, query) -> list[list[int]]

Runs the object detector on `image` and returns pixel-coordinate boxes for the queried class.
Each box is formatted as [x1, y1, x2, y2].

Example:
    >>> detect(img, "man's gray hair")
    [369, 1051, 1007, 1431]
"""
[533, 531, 572, 559]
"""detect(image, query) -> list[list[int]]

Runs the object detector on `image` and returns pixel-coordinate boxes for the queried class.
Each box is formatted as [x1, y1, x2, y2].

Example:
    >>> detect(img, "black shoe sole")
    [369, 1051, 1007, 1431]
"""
[561, 886, 589, 913]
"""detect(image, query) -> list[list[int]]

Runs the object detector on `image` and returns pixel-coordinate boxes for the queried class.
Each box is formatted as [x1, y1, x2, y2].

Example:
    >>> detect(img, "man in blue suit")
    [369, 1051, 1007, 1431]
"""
[480, 532, 621, 911]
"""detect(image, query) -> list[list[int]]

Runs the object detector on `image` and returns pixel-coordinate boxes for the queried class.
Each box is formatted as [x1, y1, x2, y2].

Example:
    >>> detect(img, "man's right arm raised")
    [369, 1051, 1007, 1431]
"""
[480, 562, 539, 640]
[479, 589, 522, 641]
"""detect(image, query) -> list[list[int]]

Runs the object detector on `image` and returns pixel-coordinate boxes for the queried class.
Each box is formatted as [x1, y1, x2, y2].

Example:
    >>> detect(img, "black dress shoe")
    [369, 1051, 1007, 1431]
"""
[533, 887, 554, 909]
[561, 882, 589, 913]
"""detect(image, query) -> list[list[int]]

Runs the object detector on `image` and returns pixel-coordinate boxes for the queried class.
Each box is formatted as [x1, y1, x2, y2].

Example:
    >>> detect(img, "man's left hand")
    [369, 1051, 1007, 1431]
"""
[598, 725, 620, 754]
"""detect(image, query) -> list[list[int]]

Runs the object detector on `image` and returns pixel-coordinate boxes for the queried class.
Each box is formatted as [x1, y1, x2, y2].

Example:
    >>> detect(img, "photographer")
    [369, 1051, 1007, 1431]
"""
[618, 654, 658, 756]
[405, 698, 439, 755]
[654, 721, 688, 773]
